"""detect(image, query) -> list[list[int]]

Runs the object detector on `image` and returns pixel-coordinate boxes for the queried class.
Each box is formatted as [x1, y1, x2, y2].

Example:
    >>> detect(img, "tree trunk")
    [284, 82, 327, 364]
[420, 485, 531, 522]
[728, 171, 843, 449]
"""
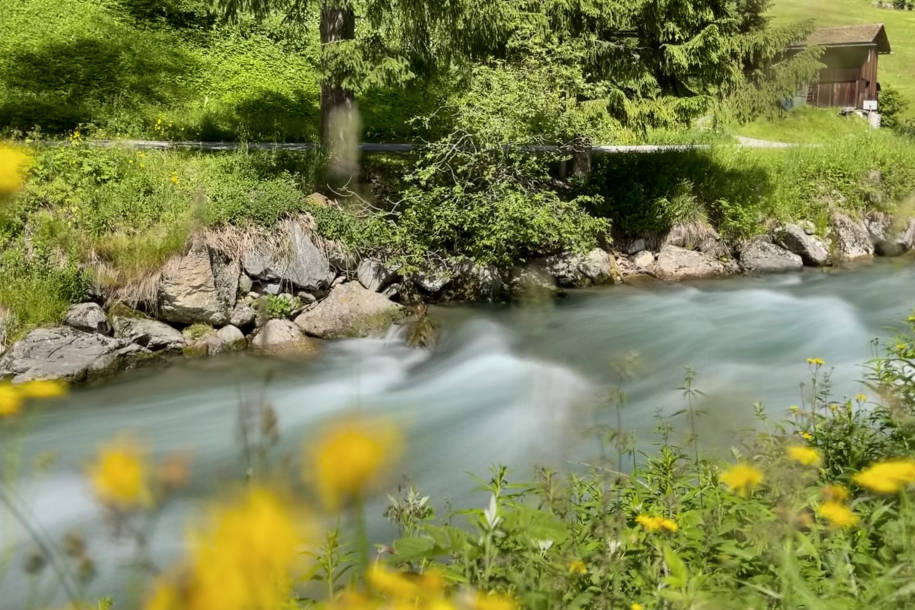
[320, 4, 356, 148]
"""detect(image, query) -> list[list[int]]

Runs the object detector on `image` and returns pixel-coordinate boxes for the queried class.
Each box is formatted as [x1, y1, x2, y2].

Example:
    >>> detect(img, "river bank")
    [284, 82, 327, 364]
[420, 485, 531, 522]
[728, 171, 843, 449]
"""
[1, 202, 914, 384]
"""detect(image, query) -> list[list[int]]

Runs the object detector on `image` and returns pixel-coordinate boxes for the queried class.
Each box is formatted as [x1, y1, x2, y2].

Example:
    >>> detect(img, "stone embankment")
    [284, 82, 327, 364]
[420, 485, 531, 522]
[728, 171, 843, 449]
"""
[0, 204, 913, 383]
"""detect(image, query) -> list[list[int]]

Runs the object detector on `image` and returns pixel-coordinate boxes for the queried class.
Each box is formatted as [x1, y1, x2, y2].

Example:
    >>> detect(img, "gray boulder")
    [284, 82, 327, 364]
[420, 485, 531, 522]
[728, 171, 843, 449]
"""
[250, 319, 318, 354]
[544, 248, 616, 287]
[242, 219, 335, 293]
[870, 215, 915, 257]
[0, 327, 149, 383]
[655, 245, 734, 281]
[662, 222, 728, 257]
[509, 264, 558, 300]
[631, 250, 656, 272]
[414, 267, 452, 295]
[294, 282, 405, 339]
[831, 211, 874, 261]
[776, 224, 830, 266]
[191, 325, 247, 357]
[357, 259, 397, 292]
[739, 237, 803, 273]
[64, 303, 111, 335]
[215, 325, 246, 351]
[111, 316, 186, 353]
[441, 260, 509, 302]
[229, 303, 256, 330]
[158, 244, 231, 325]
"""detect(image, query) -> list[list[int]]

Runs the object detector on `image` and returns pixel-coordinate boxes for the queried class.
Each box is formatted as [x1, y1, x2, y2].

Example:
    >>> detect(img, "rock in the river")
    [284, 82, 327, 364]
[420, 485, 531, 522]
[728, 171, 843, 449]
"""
[662, 221, 728, 257]
[544, 249, 616, 287]
[869, 214, 915, 257]
[158, 243, 230, 325]
[509, 264, 558, 300]
[191, 325, 246, 357]
[242, 218, 335, 293]
[215, 325, 246, 351]
[229, 302, 256, 330]
[250, 319, 318, 354]
[831, 211, 874, 261]
[631, 251, 656, 272]
[441, 260, 508, 302]
[357, 259, 397, 292]
[655, 245, 733, 281]
[111, 316, 186, 353]
[739, 237, 803, 273]
[414, 267, 452, 295]
[0, 327, 149, 383]
[294, 282, 405, 339]
[64, 303, 111, 335]
[776, 224, 830, 267]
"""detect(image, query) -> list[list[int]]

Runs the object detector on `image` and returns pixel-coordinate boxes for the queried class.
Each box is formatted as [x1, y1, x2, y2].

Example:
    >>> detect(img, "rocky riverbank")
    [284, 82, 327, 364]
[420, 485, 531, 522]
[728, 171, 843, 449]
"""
[0, 203, 913, 384]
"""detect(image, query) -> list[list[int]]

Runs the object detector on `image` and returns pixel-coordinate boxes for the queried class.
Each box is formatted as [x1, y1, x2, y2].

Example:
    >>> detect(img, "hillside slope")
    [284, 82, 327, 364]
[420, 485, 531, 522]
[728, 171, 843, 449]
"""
[770, 0, 915, 117]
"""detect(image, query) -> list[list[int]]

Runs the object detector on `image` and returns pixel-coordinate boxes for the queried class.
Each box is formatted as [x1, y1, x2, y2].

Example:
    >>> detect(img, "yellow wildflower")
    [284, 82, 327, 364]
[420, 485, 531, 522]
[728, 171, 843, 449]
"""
[0, 143, 32, 199]
[789, 405, 800, 414]
[802, 432, 813, 441]
[787, 445, 822, 467]
[473, 592, 518, 610]
[631, 604, 645, 610]
[568, 559, 587, 574]
[853, 459, 915, 494]
[822, 484, 850, 503]
[635, 515, 677, 533]
[144, 579, 181, 610]
[183, 486, 310, 610]
[169, 174, 179, 185]
[818, 501, 859, 529]
[87, 436, 152, 509]
[367, 564, 418, 599]
[806, 357, 824, 366]
[828, 403, 838, 412]
[308, 416, 402, 509]
[0, 383, 24, 417]
[18, 379, 67, 399]
[720, 463, 764, 496]
[855, 393, 867, 403]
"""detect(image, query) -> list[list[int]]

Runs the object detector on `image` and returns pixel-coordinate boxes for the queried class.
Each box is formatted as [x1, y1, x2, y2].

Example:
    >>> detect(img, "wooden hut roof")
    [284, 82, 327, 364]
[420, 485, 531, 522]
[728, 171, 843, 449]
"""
[801, 24, 891, 54]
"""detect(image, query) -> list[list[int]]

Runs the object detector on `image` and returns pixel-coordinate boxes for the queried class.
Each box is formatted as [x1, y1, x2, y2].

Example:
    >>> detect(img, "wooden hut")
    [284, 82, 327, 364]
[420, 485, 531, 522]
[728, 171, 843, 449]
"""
[796, 24, 891, 109]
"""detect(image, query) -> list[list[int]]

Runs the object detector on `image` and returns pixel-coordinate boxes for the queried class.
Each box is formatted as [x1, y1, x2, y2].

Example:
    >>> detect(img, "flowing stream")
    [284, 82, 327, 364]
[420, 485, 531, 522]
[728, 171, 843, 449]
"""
[3, 259, 915, 607]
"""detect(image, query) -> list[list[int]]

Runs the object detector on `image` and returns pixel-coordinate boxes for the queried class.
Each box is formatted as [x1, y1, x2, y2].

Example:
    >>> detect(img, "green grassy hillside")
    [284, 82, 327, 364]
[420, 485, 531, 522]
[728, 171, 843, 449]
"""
[770, 0, 915, 117]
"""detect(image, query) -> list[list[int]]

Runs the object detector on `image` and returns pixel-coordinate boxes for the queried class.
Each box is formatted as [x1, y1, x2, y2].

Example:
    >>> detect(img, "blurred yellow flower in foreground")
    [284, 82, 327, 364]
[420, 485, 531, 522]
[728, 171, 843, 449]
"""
[635, 514, 678, 533]
[720, 463, 763, 496]
[818, 501, 858, 529]
[308, 416, 402, 509]
[822, 484, 850, 503]
[787, 445, 822, 467]
[147, 486, 310, 610]
[87, 436, 152, 509]
[0, 143, 32, 199]
[0, 383, 24, 416]
[631, 604, 645, 610]
[853, 459, 915, 494]
[568, 559, 587, 574]
[0, 379, 67, 417]
[367, 564, 419, 599]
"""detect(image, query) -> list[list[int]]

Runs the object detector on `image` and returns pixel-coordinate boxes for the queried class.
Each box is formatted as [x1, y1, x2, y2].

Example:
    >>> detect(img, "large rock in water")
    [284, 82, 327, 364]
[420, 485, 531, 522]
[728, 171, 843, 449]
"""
[867, 213, 915, 257]
[655, 245, 733, 281]
[509, 263, 558, 300]
[158, 244, 233, 325]
[0, 327, 149, 383]
[111, 316, 186, 353]
[357, 259, 398, 292]
[242, 219, 335, 293]
[543, 249, 616, 287]
[64, 303, 111, 335]
[776, 224, 830, 267]
[831, 211, 874, 261]
[739, 237, 803, 273]
[294, 282, 405, 339]
[250, 319, 318, 355]
[441, 260, 509, 302]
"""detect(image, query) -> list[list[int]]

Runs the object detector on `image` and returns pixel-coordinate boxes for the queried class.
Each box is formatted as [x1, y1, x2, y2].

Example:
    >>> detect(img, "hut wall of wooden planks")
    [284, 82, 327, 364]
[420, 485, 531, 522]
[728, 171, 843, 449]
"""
[794, 24, 891, 110]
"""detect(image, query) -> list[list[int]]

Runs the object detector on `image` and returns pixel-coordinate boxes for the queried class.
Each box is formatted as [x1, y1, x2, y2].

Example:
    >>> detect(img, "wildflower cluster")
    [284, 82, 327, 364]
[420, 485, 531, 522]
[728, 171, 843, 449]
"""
[634, 514, 678, 533]
[0, 379, 67, 417]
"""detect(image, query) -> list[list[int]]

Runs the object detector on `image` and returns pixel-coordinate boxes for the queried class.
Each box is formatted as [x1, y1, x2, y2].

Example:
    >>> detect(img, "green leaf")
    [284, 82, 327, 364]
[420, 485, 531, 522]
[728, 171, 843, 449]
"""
[392, 536, 437, 561]
[662, 545, 688, 588]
